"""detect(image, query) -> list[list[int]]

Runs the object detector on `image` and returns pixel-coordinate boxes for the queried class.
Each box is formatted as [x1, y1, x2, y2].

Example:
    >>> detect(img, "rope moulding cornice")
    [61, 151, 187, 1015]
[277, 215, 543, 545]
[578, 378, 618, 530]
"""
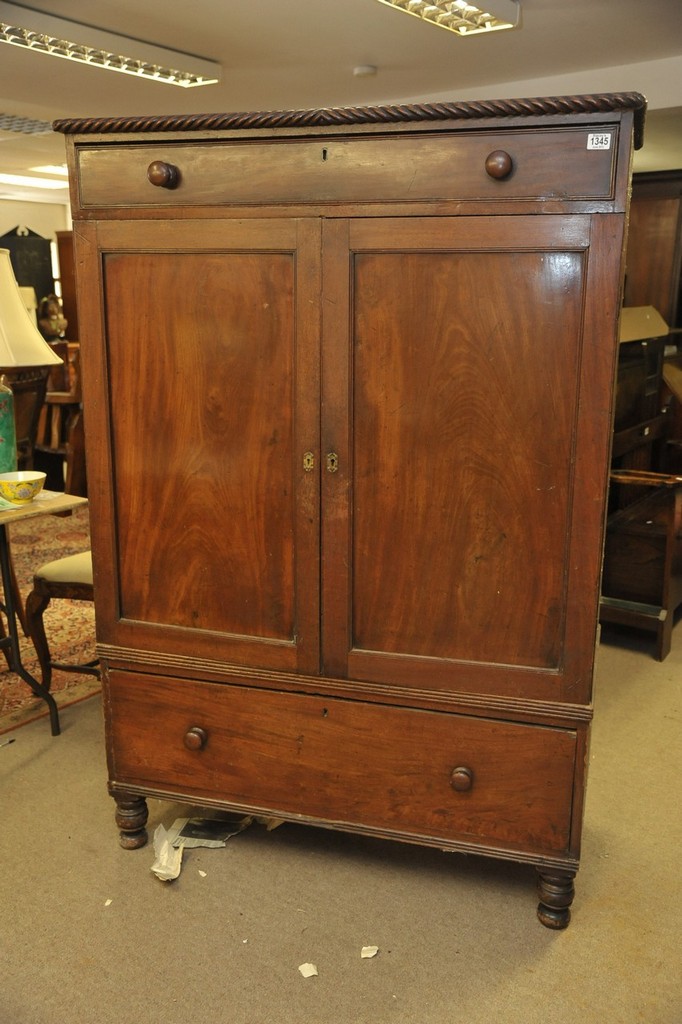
[53, 92, 647, 149]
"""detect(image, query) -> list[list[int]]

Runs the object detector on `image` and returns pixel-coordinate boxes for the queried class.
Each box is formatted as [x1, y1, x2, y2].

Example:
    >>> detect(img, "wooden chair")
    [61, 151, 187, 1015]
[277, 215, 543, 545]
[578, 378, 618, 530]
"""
[24, 550, 98, 689]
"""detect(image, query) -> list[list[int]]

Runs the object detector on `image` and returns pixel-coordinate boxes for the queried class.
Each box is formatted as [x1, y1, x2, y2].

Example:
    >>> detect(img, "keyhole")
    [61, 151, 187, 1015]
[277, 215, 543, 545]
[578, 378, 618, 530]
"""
[322, 148, 328, 161]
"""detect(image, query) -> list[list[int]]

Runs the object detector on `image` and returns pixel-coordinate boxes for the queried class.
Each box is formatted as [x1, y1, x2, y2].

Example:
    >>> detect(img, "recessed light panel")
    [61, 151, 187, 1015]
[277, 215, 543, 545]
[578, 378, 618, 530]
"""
[0, 1, 221, 86]
[374, 0, 519, 36]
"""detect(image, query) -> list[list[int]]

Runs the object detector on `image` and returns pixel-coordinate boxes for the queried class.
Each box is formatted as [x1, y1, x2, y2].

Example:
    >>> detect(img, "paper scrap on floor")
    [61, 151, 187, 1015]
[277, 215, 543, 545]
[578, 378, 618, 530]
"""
[151, 816, 253, 880]
[168, 815, 252, 848]
[298, 963, 319, 978]
[151, 824, 184, 882]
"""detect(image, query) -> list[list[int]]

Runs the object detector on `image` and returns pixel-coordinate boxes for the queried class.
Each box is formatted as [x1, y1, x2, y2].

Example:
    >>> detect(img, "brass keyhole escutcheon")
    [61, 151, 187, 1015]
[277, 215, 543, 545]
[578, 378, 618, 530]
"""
[303, 452, 315, 472]
[326, 452, 339, 473]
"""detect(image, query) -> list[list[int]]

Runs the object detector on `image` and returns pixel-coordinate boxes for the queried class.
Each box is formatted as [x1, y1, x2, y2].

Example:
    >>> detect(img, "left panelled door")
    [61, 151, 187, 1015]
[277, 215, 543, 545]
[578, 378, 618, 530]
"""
[76, 218, 322, 675]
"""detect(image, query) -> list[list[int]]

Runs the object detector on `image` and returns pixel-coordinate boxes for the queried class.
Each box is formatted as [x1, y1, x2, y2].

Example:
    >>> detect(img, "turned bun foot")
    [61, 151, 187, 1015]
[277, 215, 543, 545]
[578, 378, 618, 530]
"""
[536, 870, 575, 929]
[113, 794, 149, 849]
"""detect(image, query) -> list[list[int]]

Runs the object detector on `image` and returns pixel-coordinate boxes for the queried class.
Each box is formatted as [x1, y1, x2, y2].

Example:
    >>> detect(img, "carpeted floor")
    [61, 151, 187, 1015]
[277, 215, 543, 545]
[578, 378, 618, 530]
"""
[2, 509, 681, 1021]
[0, 504, 99, 734]
[1, 620, 680, 1023]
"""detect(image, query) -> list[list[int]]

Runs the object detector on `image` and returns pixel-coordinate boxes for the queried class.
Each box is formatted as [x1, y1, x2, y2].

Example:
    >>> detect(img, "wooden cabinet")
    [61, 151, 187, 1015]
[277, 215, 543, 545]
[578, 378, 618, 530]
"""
[55, 230, 79, 341]
[600, 309, 682, 659]
[624, 170, 682, 331]
[56, 93, 645, 928]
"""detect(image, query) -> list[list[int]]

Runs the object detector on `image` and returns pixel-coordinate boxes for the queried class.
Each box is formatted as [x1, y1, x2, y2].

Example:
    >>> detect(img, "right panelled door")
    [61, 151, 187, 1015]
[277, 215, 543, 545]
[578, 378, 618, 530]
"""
[321, 214, 625, 705]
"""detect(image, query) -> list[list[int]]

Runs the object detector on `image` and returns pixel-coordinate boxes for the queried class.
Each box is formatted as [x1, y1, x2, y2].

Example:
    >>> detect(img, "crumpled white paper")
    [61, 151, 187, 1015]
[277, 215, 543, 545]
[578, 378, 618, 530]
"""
[150, 824, 184, 881]
[151, 816, 256, 881]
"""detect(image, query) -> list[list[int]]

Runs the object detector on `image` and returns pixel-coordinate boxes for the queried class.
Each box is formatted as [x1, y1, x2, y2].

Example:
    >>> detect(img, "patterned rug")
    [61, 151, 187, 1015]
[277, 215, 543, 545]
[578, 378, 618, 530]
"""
[0, 504, 99, 734]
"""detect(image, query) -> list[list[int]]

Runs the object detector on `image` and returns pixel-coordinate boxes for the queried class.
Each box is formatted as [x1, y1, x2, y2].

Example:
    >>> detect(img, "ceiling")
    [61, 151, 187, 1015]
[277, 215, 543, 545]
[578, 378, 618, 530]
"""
[1, 0, 681, 206]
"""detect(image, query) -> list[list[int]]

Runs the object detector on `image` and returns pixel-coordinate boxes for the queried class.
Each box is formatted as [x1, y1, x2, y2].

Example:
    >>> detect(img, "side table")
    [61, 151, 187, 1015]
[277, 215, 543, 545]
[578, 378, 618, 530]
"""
[0, 491, 88, 735]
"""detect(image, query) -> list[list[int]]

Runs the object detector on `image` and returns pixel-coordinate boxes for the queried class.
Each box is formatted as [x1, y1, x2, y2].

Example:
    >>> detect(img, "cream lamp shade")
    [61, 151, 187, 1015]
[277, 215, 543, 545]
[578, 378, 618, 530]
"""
[0, 248, 62, 366]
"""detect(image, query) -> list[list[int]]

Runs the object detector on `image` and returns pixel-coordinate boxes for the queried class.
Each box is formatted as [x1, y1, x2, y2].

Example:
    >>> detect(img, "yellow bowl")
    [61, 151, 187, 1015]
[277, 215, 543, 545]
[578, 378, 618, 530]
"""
[0, 471, 46, 505]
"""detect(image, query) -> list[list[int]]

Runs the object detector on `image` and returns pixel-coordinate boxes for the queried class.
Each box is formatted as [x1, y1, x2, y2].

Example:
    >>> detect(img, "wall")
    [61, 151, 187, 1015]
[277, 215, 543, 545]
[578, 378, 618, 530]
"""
[0, 199, 71, 247]
[0, 198, 72, 302]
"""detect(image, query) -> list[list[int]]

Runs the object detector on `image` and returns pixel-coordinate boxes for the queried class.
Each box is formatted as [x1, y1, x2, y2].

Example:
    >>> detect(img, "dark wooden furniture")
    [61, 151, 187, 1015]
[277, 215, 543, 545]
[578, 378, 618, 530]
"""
[25, 550, 97, 690]
[599, 308, 682, 659]
[621, 169, 682, 441]
[601, 471, 682, 659]
[0, 226, 54, 309]
[56, 93, 644, 928]
[55, 231, 79, 341]
[0, 366, 50, 471]
[624, 170, 682, 332]
[34, 343, 87, 496]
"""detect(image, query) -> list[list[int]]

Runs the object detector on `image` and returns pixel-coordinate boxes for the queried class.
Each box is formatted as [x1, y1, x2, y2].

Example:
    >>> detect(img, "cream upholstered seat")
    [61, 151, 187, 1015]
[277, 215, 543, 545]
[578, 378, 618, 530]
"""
[25, 550, 98, 689]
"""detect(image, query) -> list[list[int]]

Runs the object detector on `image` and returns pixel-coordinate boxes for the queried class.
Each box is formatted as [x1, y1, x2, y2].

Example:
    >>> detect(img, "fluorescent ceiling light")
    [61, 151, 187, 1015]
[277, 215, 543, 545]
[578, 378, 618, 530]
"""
[0, 172, 68, 189]
[0, 1, 221, 87]
[374, 0, 519, 36]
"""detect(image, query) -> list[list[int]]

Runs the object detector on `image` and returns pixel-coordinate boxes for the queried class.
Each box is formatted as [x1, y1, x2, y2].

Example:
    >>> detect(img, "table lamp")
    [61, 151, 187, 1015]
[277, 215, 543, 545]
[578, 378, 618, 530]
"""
[0, 247, 62, 473]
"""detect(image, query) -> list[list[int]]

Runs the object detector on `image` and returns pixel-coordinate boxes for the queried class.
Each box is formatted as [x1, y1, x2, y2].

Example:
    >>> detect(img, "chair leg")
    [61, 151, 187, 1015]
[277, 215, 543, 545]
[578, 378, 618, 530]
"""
[24, 588, 53, 691]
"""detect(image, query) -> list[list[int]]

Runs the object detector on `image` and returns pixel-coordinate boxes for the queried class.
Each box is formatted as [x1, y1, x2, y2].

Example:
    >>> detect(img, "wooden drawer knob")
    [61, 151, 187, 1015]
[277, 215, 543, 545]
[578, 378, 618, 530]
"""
[450, 766, 474, 792]
[147, 160, 180, 189]
[485, 150, 513, 180]
[183, 726, 208, 751]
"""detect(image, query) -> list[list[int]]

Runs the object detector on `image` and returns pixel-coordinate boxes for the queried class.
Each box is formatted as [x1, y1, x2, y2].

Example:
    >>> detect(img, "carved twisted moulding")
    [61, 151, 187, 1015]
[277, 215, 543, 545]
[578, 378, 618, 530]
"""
[53, 92, 646, 149]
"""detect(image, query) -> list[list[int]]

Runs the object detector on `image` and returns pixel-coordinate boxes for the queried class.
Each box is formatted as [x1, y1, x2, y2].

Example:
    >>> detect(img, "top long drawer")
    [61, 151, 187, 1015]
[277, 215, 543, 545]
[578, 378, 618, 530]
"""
[74, 126, 620, 209]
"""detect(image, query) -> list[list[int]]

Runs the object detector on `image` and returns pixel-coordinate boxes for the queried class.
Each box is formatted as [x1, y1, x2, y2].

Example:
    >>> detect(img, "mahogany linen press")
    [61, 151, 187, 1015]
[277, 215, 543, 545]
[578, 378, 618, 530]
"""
[55, 93, 645, 926]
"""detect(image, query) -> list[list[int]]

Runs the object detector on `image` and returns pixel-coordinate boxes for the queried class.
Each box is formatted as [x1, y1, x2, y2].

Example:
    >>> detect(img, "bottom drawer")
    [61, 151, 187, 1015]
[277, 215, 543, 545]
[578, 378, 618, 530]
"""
[106, 671, 577, 855]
